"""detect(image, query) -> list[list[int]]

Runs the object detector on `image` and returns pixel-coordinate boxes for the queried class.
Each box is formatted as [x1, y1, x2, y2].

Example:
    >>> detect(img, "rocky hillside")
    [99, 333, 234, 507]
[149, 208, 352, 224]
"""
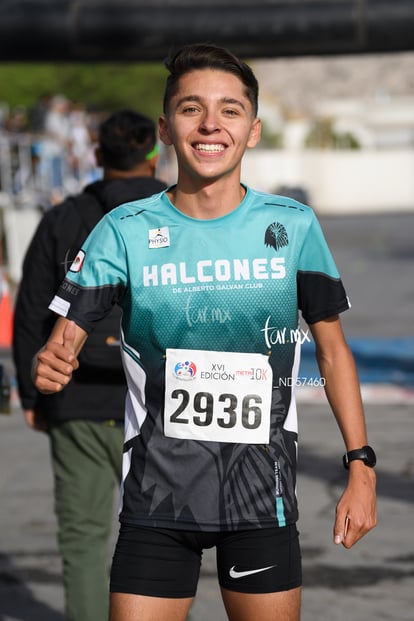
[252, 51, 414, 115]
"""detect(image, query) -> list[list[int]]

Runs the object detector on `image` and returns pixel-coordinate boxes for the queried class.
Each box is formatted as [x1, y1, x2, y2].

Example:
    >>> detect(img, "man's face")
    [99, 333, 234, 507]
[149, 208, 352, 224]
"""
[159, 68, 261, 186]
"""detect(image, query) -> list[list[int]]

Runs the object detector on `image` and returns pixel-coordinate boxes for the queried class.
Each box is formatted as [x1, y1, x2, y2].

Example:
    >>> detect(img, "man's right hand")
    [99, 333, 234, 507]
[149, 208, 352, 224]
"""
[24, 408, 48, 432]
[32, 320, 80, 394]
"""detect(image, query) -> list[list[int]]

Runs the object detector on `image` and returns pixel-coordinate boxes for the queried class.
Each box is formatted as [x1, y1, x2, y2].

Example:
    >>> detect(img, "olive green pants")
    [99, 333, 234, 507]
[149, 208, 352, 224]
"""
[49, 420, 124, 621]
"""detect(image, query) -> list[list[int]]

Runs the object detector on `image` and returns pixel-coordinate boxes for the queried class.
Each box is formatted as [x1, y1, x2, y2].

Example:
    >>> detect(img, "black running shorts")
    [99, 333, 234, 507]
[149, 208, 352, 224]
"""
[110, 523, 302, 598]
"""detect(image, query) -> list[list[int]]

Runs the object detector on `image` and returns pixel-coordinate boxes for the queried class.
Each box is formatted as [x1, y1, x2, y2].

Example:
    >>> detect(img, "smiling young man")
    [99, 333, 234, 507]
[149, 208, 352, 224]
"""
[158, 66, 261, 218]
[33, 44, 376, 621]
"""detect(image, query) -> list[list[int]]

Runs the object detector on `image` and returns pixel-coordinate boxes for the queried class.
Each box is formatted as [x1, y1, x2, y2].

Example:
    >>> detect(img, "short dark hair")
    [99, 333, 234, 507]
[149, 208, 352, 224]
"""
[163, 43, 259, 116]
[98, 109, 156, 171]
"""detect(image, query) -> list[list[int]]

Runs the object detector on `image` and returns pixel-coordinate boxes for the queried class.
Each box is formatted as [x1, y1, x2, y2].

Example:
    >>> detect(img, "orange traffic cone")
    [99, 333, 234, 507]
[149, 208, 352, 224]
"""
[0, 273, 13, 348]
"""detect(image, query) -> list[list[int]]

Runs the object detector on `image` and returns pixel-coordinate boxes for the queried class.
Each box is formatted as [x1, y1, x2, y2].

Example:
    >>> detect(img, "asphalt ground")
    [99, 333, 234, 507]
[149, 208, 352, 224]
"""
[1, 211, 413, 620]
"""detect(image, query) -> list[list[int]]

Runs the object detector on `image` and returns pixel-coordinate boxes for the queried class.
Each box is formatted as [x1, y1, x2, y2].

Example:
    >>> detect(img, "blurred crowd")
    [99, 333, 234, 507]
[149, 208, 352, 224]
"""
[0, 94, 109, 210]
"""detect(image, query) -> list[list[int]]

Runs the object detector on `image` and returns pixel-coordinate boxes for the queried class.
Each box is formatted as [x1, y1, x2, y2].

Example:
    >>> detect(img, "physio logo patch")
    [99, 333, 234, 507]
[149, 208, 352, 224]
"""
[148, 226, 170, 249]
[69, 249, 85, 272]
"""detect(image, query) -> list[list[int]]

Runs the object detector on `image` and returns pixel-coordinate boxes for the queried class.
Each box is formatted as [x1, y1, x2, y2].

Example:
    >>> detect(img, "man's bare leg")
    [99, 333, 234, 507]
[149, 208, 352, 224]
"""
[221, 586, 302, 621]
[109, 593, 193, 621]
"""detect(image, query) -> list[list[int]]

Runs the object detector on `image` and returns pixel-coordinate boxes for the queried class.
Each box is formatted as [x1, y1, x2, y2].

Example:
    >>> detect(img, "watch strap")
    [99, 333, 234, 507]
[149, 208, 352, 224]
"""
[343, 445, 376, 469]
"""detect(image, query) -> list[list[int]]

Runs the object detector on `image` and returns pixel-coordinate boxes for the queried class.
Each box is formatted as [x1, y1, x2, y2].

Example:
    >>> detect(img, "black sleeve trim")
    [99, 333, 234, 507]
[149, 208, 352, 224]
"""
[53, 279, 125, 333]
[297, 270, 350, 324]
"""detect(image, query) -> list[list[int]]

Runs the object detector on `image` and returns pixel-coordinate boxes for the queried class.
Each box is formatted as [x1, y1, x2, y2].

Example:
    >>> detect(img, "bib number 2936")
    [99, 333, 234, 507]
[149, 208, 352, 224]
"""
[164, 349, 272, 444]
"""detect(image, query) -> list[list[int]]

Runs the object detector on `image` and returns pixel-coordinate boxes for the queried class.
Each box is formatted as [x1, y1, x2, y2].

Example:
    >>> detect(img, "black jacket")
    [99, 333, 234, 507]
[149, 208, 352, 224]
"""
[12, 176, 166, 423]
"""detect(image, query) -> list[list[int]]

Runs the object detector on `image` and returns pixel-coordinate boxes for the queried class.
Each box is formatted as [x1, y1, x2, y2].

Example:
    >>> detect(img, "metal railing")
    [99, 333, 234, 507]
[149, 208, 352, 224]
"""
[0, 130, 97, 211]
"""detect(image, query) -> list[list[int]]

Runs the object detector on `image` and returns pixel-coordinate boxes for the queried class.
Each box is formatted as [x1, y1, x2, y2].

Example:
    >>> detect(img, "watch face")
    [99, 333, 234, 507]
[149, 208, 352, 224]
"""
[364, 445, 377, 467]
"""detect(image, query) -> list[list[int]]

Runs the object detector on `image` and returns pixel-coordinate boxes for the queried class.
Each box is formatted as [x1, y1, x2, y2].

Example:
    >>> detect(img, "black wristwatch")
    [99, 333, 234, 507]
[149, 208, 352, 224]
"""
[343, 445, 376, 469]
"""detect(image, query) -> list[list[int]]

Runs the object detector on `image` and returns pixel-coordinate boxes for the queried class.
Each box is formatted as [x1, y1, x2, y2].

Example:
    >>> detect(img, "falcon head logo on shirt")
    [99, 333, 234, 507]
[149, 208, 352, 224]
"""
[264, 222, 289, 252]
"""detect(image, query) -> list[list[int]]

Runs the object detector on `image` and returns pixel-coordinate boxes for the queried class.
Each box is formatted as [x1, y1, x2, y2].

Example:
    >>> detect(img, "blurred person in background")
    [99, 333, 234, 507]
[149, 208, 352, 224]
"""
[12, 108, 166, 621]
[68, 103, 95, 185]
[39, 94, 72, 200]
[29, 92, 53, 134]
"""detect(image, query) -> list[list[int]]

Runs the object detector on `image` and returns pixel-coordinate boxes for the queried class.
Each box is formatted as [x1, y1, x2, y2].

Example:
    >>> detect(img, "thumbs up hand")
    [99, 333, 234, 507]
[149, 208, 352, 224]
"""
[32, 319, 81, 394]
[62, 319, 77, 356]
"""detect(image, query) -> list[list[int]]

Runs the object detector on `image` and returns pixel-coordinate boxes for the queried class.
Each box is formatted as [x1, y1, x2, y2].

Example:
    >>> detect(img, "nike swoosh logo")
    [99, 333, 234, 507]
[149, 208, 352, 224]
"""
[229, 565, 277, 579]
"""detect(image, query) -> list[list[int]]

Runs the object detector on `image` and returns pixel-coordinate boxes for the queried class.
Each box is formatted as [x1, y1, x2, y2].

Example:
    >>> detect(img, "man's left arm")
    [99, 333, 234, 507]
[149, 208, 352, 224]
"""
[309, 315, 377, 548]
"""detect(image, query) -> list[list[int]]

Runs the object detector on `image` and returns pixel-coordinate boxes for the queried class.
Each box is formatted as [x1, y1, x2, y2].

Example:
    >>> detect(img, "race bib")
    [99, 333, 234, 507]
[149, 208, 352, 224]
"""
[164, 349, 272, 444]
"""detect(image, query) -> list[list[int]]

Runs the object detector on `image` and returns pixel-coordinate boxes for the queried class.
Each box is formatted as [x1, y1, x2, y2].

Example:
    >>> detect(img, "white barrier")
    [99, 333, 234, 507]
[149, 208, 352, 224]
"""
[242, 148, 414, 213]
[1, 207, 42, 284]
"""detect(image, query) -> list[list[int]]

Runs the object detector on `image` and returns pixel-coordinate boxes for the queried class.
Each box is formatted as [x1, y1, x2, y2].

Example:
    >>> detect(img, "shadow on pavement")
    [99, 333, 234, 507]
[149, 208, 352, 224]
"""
[0, 553, 65, 621]
[298, 446, 414, 505]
